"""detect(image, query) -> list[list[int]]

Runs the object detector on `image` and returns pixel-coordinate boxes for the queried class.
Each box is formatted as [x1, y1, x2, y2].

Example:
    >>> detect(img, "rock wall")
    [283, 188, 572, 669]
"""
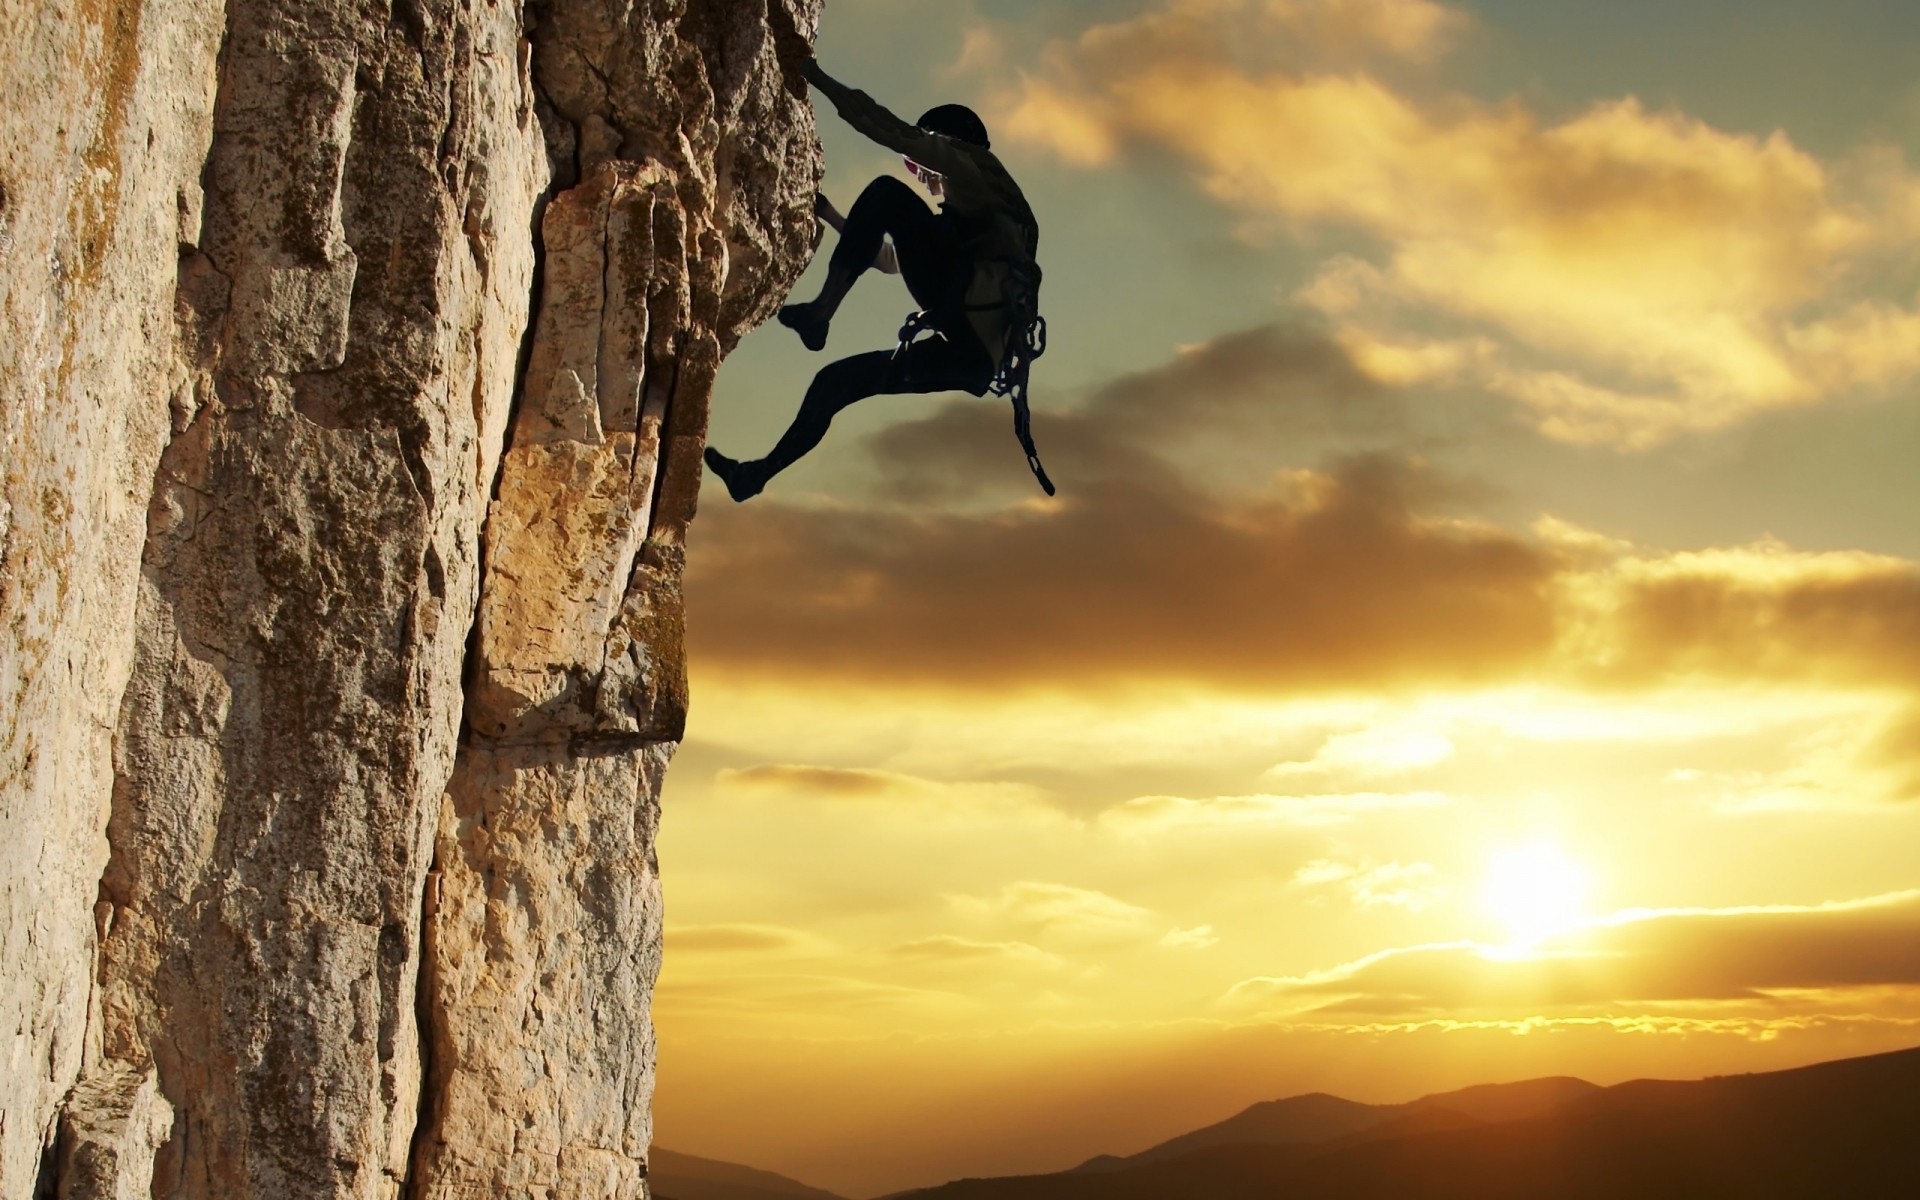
[0, 1, 821, 1197]
[1, 0, 227, 1189]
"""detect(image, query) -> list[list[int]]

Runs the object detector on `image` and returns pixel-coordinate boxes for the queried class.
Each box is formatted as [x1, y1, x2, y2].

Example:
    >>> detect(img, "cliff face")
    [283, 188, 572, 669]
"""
[0, 2, 821, 1196]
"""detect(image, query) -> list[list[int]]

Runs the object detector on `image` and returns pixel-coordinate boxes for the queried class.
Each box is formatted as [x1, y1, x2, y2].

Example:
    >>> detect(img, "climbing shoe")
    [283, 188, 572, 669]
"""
[777, 302, 830, 352]
[703, 447, 766, 502]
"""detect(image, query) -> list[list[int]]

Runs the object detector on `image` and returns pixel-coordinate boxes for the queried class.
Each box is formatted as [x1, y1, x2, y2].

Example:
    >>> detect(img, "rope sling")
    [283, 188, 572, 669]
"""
[893, 257, 1054, 496]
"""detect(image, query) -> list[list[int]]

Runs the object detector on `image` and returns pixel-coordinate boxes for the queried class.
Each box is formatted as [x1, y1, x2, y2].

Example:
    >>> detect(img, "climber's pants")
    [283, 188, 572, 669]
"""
[831, 175, 972, 329]
[759, 336, 995, 479]
[756, 175, 996, 481]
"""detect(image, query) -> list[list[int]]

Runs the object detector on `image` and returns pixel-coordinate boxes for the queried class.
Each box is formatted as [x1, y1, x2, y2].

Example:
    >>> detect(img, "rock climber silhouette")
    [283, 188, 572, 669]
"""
[703, 9, 1053, 501]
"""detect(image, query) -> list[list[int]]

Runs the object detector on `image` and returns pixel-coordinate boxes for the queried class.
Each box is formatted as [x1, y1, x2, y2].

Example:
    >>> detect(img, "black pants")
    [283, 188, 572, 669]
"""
[758, 176, 995, 480]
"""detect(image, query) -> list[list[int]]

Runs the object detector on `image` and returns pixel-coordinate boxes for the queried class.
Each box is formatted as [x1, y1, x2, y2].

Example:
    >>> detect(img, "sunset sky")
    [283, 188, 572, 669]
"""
[656, 2, 1920, 1194]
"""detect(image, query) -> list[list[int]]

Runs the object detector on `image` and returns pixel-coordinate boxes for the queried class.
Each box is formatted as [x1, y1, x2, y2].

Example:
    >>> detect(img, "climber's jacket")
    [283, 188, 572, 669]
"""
[802, 60, 1040, 373]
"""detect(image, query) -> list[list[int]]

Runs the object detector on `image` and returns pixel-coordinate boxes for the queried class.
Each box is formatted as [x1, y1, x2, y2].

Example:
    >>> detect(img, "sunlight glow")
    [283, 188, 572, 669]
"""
[1481, 841, 1594, 948]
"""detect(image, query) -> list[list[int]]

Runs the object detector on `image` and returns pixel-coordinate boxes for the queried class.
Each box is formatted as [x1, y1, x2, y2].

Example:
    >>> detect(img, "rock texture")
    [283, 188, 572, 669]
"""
[56, 1066, 175, 1200]
[1, 0, 226, 1189]
[0, 1, 822, 1197]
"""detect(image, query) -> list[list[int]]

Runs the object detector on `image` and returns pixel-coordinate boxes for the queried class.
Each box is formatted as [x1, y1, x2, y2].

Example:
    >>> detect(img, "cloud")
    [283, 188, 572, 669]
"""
[1004, 0, 1467, 155]
[1292, 858, 1443, 909]
[695, 325, 1920, 809]
[718, 764, 903, 797]
[713, 764, 1068, 824]
[1228, 891, 1920, 1015]
[1092, 324, 1385, 423]
[1284, 1011, 1920, 1041]
[698, 345, 1920, 791]
[1544, 536, 1920, 800]
[666, 924, 824, 954]
[942, 24, 1009, 81]
[865, 322, 1390, 506]
[1666, 758, 1900, 817]
[1870, 713, 1920, 801]
[1267, 725, 1455, 779]
[1567, 541, 1920, 690]
[1002, 0, 1920, 446]
[887, 935, 1064, 968]
[1101, 790, 1447, 833]
[949, 881, 1160, 946]
[689, 450, 1559, 691]
[1160, 924, 1221, 949]
[655, 973, 970, 1021]
[1266, 0, 1466, 61]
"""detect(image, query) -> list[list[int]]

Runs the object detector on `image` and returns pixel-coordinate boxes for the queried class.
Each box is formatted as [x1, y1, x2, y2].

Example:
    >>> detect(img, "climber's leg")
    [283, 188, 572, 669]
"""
[705, 334, 993, 502]
[779, 175, 964, 350]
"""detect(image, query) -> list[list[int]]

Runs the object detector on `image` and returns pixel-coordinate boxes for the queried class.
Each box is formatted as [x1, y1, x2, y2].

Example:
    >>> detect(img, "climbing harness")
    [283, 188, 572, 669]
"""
[892, 259, 1054, 496]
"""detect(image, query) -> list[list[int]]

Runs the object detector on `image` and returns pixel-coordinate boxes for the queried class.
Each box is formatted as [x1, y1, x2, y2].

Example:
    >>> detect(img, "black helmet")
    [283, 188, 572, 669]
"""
[917, 104, 990, 149]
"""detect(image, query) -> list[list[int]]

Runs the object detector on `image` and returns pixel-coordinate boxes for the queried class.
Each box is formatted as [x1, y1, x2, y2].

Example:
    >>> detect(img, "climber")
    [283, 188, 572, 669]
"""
[703, 24, 1052, 501]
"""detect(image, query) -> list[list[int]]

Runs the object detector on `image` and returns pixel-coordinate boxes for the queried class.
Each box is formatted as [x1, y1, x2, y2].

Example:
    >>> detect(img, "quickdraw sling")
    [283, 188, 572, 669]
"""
[893, 259, 1054, 496]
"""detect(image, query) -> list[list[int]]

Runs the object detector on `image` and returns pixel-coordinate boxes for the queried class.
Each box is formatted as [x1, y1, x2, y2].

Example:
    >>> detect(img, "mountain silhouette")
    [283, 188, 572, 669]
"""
[1070, 1074, 1597, 1172]
[651, 1147, 849, 1200]
[899, 1045, 1920, 1200]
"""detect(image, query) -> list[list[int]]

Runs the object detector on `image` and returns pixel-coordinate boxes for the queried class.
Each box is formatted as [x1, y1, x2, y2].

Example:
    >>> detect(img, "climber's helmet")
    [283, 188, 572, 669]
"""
[916, 104, 991, 149]
[906, 104, 990, 195]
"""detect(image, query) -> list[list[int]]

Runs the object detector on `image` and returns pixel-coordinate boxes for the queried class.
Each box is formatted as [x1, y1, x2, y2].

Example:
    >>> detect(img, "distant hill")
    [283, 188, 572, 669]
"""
[650, 1147, 848, 1200]
[1071, 1092, 1390, 1171]
[1070, 1074, 1597, 1172]
[903, 1045, 1920, 1200]
[1408, 1074, 1599, 1124]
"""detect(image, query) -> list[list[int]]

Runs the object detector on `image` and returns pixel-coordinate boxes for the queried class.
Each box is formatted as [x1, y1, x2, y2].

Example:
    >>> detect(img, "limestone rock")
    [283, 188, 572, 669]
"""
[411, 743, 669, 1199]
[57, 1065, 174, 1200]
[0, 0, 224, 1190]
[0, 0, 822, 1196]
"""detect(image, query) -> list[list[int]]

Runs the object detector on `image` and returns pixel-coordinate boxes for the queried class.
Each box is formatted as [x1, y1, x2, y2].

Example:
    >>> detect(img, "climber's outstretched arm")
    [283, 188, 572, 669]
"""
[799, 59, 972, 178]
[769, 4, 974, 173]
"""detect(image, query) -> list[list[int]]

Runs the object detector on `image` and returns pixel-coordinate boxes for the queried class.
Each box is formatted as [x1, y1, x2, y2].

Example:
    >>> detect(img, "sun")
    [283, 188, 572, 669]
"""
[1481, 840, 1593, 948]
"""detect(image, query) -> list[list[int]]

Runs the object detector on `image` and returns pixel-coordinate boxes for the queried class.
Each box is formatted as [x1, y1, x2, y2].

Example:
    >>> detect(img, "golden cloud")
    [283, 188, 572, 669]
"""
[1160, 924, 1221, 950]
[713, 763, 1068, 827]
[695, 326, 1920, 795]
[949, 881, 1160, 946]
[1564, 541, 1920, 689]
[689, 450, 1558, 691]
[1267, 725, 1456, 779]
[1229, 891, 1920, 1015]
[1002, 0, 1920, 445]
[1519, 535, 1920, 804]
[1284, 1011, 1920, 1041]
[666, 924, 822, 954]
[864, 323, 1390, 506]
[1871, 713, 1920, 801]
[886, 935, 1065, 968]
[1100, 790, 1448, 834]
[1291, 857, 1443, 909]
[655, 973, 970, 1021]
[718, 764, 903, 797]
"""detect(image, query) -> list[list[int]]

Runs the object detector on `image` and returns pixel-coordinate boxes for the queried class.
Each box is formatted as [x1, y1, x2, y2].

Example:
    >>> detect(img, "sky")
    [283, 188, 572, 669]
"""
[655, 2, 1920, 1195]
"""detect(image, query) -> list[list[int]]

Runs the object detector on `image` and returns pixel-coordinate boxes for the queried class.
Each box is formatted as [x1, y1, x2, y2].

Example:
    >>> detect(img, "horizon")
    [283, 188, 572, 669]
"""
[654, 1041, 1920, 1198]
[659, 1, 1920, 1195]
